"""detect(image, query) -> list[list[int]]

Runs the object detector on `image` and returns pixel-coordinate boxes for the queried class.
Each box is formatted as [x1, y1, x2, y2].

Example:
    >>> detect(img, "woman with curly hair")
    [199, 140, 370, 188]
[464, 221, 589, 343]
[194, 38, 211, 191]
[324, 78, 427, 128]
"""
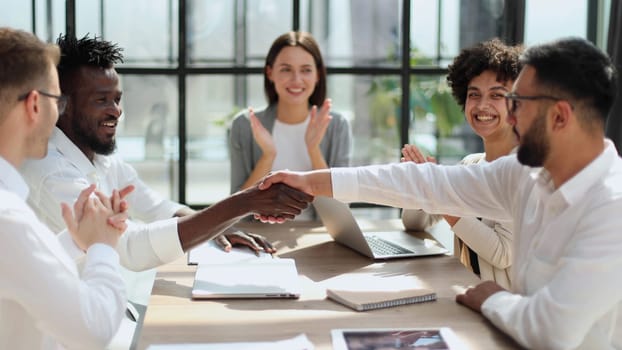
[401, 38, 523, 289]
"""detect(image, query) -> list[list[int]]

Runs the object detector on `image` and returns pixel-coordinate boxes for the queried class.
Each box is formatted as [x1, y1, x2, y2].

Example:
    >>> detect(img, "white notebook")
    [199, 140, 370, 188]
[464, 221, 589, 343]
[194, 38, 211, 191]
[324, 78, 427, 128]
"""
[192, 258, 301, 299]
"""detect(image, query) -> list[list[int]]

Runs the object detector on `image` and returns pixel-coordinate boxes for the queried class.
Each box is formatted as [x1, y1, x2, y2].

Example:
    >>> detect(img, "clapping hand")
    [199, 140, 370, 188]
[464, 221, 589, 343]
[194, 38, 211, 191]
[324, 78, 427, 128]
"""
[249, 107, 276, 157]
[305, 98, 332, 151]
[61, 184, 134, 251]
[401, 144, 436, 164]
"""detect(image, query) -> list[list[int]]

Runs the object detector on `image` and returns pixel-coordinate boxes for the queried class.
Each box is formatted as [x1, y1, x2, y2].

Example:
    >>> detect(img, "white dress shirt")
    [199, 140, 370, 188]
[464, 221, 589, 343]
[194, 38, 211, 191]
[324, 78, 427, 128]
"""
[21, 127, 185, 271]
[331, 140, 622, 350]
[401, 152, 513, 290]
[0, 156, 125, 350]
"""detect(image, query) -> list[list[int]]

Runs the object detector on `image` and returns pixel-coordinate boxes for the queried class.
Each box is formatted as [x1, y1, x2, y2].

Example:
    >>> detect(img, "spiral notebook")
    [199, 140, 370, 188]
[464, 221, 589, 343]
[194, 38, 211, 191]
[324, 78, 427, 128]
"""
[326, 288, 436, 311]
[322, 263, 436, 311]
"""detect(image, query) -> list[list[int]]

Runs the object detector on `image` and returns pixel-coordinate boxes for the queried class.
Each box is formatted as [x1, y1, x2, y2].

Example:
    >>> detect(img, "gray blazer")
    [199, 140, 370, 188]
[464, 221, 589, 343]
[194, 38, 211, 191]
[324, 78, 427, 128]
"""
[228, 104, 353, 194]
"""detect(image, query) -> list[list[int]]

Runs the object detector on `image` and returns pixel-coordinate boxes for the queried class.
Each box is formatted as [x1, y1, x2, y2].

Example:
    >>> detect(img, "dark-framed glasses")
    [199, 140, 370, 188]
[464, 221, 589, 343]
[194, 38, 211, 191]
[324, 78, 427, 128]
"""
[504, 92, 573, 115]
[18, 90, 68, 115]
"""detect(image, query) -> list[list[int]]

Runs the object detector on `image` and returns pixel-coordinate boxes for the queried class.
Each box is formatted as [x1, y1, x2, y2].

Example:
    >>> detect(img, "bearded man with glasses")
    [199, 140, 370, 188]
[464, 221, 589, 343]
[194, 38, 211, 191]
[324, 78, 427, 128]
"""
[258, 37, 622, 349]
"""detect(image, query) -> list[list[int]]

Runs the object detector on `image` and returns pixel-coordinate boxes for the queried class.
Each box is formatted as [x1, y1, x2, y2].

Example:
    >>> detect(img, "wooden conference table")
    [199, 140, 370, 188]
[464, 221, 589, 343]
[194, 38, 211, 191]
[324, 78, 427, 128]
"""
[136, 219, 520, 349]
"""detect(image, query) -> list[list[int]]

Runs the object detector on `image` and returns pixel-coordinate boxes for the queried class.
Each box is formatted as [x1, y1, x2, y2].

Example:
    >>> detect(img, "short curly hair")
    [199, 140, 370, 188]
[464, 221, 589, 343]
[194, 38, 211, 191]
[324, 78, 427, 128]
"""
[56, 34, 123, 93]
[447, 38, 523, 110]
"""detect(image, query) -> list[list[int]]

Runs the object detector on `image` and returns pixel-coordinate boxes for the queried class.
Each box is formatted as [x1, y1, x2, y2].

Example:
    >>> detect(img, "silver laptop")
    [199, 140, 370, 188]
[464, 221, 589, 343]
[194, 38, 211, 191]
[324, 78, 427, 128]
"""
[313, 197, 448, 260]
[192, 258, 301, 299]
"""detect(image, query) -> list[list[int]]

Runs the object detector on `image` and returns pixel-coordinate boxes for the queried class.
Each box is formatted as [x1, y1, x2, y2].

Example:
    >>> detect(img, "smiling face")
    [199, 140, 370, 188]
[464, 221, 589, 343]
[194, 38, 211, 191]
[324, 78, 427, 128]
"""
[63, 65, 122, 159]
[266, 46, 319, 107]
[464, 70, 514, 142]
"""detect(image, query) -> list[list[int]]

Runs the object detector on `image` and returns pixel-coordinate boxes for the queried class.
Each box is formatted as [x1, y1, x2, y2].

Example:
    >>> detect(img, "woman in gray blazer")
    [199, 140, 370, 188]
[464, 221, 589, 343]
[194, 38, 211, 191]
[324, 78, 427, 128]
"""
[229, 31, 352, 219]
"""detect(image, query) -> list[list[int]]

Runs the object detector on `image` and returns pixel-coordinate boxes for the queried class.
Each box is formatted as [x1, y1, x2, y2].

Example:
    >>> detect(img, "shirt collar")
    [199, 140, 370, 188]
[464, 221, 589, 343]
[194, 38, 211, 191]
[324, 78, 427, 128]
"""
[0, 156, 29, 200]
[51, 127, 111, 172]
[529, 139, 617, 206]
[558, 139, 618, 205]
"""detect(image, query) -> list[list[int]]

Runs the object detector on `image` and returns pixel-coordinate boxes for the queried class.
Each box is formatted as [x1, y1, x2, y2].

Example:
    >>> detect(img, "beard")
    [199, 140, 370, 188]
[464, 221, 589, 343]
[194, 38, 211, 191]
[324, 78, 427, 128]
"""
[71, 114, 117, 156]
[517, 112, 549, 167]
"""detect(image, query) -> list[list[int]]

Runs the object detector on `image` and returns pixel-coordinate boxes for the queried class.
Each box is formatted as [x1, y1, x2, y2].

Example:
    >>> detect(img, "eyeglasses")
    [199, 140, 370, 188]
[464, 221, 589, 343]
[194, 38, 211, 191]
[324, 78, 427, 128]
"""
[504, 92, 573, 115]
[18, 90, 68, 115]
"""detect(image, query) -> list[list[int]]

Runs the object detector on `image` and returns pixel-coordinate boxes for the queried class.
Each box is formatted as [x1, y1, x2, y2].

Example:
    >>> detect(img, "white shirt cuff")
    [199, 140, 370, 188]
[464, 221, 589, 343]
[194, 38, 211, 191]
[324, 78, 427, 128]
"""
[58, 229, 86, 261]
[147, 217, 184, 263]
[331, 167, 360, 202]
[481, 290, 521, 319]
[85, 243, 120, 263]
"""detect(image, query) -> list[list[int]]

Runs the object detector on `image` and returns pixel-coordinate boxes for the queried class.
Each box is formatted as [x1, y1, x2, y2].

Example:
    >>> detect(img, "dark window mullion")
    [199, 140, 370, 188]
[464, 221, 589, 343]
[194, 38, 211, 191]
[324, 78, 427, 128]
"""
[400, 0, 411, 153]
[65, 0, 76, 38]
[586, 0, 598, 44]
[178, 0, 187, 204]
[234, 0, 247, 108]
[32, 0, 37, 34]
[293, 0, 300, 31]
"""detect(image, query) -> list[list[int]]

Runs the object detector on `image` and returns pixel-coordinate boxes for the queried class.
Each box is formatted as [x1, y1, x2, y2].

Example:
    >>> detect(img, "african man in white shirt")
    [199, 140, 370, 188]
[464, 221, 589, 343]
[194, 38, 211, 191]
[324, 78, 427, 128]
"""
[258, 37, 622, 349]
[22, 34, 312, 269]
[19, 34, 313, 347]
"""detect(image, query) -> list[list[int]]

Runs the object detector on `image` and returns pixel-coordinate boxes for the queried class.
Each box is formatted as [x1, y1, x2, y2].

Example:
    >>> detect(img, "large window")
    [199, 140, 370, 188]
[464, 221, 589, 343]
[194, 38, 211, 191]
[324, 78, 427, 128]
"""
[524, 0, 588, 46]
[1, 0, 611, 206]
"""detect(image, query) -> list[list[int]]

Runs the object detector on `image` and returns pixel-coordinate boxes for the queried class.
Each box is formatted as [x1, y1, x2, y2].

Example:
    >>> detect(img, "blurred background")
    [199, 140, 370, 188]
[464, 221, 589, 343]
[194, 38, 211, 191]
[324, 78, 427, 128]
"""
[2, 0, 619, 208]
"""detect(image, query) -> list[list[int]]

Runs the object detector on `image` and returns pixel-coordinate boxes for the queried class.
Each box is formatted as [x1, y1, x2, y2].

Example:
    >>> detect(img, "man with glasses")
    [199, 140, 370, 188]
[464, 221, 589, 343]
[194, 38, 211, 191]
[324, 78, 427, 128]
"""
[20, 34, 313, 347]
[258, 37, 621, 349]
[0, 27, 131, 349]
[18, 90, 68, 114]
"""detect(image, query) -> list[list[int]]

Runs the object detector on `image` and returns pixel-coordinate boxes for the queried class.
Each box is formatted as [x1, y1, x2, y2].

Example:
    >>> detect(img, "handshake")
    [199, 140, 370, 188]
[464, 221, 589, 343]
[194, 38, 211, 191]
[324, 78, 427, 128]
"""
[247, 169, 331, 223]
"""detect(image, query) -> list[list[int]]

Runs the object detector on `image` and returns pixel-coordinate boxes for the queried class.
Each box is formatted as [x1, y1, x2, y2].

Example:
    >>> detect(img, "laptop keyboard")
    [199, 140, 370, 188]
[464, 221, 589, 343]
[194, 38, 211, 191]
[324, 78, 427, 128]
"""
[365, 235, 413, 255]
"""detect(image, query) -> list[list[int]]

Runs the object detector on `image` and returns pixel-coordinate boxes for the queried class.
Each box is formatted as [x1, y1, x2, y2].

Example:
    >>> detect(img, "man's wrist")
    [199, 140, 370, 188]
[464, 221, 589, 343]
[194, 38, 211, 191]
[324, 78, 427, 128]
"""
[228, 190, 254, 217]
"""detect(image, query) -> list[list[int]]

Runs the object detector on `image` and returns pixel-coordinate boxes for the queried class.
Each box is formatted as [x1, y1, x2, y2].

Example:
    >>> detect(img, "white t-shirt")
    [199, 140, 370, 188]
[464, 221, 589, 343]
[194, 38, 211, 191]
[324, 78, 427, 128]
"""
[271, 117, 312, 172]
[272, 118, 313, 220]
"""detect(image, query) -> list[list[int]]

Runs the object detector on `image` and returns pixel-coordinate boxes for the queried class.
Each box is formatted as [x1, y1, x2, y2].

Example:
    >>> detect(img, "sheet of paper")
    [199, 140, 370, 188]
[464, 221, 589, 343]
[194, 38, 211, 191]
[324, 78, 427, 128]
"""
[187, 239, 272, 265]
[192, 258, 301, 299]
[146, 333, 314, 350]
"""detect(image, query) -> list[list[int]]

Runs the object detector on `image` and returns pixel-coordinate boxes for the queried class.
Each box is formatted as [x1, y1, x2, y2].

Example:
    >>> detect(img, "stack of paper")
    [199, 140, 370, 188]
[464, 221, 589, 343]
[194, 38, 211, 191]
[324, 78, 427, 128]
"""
[147, 333, 314, 350]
